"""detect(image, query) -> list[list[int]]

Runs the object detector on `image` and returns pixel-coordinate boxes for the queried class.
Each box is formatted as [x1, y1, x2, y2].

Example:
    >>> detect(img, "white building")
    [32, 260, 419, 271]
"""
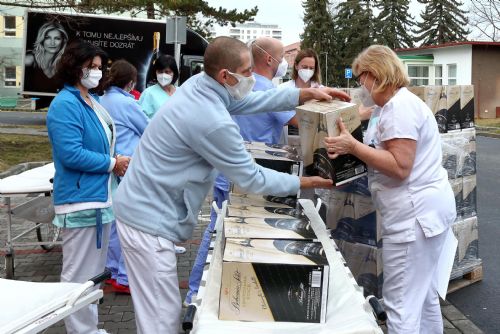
[213, 22, 282, 43]
[0, 6, 24, 98]
[396, 42, 500, 118]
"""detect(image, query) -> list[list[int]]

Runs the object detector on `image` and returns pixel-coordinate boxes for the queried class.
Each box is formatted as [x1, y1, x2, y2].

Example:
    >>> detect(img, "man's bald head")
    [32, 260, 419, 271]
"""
[252, 37, 283, 63]
[250, 37, 284, 79]
[204, 36, 250, 78]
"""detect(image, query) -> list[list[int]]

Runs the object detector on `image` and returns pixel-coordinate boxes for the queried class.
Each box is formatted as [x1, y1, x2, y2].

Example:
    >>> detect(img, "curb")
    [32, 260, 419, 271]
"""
[0, 161, 51, 179]
[476, 132, 500, 139]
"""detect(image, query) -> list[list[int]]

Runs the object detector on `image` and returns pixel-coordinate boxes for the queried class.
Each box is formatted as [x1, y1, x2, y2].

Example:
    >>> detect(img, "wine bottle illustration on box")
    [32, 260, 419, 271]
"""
[272, 240, 327, 265]
[435, 90, 448, 133]
[144, 31, 161, 88]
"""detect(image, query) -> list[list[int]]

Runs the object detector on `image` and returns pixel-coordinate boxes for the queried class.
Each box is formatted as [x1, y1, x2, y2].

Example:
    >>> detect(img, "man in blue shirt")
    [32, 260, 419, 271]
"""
[184, 37, 299, 305]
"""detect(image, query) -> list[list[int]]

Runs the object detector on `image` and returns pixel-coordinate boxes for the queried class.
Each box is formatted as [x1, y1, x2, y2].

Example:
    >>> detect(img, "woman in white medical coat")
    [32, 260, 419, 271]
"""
[324, 45, 456, 334]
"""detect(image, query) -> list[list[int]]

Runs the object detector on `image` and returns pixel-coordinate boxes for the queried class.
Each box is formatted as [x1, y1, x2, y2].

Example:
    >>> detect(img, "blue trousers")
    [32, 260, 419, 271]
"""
[106, 220, 129, 285]
[185, 186, 229, 304]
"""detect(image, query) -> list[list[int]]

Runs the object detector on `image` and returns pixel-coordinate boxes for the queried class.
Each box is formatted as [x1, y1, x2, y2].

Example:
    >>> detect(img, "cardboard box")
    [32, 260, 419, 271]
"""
[318, 189, 378, 246]
[331, 211, 378, 247]
[230, 193, 293, 208]
[219, 238, 329, 322]
[448, 177, 463, 220]
[462, 175, 477, 219]
[227, 205, 303, 219]
[346, 87, 362, 106]
[407, 85, 443, 115]
[461, 128, 477, 176]
[407, 86, 426, 102]
[408, 85, 446, 131]
[296, 100, 367, 185]
[424, 86, 443, 115]
[433, 87, 448, 133]
[232, 141, 303, 196]
[334, 239, 383, 298]
[244, 141, 299, 155]
[446, 85, 461, 132]
[245, 142, 302, 176]
[441, 132, 464, 179]
[460, 85, 475, 129]
[224, 217, 317, 240]
[451, 217, 480, 279]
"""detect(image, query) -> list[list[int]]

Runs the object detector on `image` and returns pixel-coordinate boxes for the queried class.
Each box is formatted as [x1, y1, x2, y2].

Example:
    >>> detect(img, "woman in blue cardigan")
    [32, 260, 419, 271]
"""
[100, 59, 149, 295]
[46, 40, 130, 334]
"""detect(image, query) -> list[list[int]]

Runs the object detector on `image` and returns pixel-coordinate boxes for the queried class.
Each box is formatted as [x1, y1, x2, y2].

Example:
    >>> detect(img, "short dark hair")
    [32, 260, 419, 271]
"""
[204, 36, 249, 78]
[153, 54, 179, 85]
[56, 40, 108, 88]
[102, 59, 137, 91]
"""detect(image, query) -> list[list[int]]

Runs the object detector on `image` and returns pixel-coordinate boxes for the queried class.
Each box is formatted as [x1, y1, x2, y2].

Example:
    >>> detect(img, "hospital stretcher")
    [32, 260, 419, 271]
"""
[0, 270, 111, 334]
[0, 163, 59, 279]
[182, 199, 385, 334]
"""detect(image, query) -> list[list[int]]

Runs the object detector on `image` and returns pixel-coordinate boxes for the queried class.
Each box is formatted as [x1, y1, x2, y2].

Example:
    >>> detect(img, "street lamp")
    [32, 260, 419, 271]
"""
[320, 51, 328, 86]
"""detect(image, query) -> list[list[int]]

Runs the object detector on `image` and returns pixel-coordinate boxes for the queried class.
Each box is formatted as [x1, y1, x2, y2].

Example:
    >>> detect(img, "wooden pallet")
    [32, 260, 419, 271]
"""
[447, 265, 483, 294]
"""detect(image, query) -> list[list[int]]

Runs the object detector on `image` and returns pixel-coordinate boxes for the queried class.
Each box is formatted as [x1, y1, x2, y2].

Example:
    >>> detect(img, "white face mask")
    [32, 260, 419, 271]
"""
[274, 58, 288, 78]
[298, 68, 314, 83]
[224, 70, 256, 100]
[157, 73, 173, 86]
[81, 68, 102, 89]
[360, 79, 376, 107]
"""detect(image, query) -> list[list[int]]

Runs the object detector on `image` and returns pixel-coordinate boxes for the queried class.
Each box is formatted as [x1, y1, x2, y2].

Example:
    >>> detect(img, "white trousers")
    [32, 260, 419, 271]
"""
[383, 224, 448, 334]
[61, 225, 110, 334]
[117, 219, 181, 334]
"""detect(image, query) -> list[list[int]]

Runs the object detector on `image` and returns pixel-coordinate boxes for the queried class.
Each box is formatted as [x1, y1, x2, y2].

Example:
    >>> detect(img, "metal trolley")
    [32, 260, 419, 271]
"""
[182, 199, 386, 334]
[0, 163, 60, 279]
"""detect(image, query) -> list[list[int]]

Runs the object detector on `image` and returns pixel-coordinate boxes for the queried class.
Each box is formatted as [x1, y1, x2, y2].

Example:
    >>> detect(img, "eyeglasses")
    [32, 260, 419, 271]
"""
[354, 72, 365, 86]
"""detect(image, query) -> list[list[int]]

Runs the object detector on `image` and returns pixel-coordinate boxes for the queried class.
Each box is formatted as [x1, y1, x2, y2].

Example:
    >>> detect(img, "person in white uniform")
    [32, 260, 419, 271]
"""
[323, 45, 456, 334]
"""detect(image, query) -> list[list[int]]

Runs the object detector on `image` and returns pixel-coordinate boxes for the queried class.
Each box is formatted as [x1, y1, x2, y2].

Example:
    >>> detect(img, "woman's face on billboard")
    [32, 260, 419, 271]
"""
[43, 29, 63, 54]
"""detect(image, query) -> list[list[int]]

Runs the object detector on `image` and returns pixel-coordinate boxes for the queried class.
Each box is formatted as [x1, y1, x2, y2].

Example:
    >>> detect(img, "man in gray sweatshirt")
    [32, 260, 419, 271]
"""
[113, 36, 350, 334]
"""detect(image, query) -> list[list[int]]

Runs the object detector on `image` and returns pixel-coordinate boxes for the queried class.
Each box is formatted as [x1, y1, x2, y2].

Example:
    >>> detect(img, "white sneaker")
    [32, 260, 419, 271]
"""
[175, 245, 186, 254]
[97, 330, 109, 334]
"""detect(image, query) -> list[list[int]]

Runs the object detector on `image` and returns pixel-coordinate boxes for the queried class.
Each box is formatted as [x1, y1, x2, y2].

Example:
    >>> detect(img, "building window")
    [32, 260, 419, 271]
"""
[4, 66, 17, 87]
[435, 65, 443, 85]
[3, 16, 16, 37]
[408, 65, 429, 86]
[448, 64, 457, 85]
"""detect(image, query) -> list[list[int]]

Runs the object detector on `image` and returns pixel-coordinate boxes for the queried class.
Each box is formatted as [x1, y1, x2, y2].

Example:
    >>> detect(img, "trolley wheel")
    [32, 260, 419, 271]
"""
[5, 253, 14, 279]
[36, 223, 61, 251]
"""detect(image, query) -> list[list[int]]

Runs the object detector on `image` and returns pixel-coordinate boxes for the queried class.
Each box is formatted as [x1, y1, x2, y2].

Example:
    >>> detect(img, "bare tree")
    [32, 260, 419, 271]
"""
[470, 0, 500, 41]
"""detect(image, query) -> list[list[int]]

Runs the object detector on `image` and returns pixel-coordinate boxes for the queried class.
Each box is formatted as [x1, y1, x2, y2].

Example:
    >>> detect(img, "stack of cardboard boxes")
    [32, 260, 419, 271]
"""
[408, 85, 480, 279]
[218, 195, 330, 323]
[219, 144, 329, 323]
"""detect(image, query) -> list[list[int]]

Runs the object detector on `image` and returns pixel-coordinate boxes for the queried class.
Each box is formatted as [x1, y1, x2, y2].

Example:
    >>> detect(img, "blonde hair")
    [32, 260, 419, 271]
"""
[352, 45, 409, 93]
[33, 22, 68, 78]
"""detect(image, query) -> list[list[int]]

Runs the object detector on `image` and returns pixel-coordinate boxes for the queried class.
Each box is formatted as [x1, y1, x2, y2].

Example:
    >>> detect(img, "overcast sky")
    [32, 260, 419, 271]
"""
[206, 0, 474, 45]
